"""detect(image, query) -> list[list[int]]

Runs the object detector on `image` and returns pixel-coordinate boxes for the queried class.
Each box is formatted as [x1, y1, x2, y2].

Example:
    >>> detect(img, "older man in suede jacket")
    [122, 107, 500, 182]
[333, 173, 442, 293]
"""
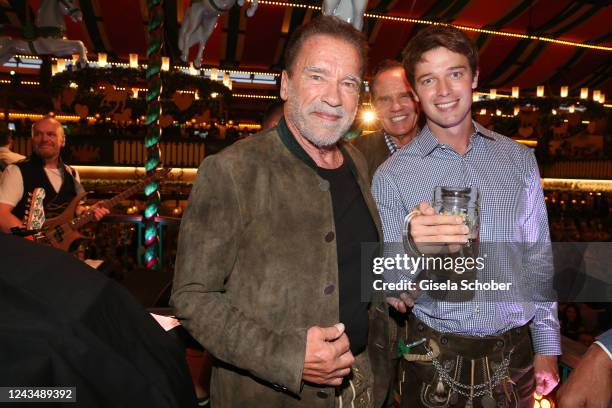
[171, 16, 391, 408]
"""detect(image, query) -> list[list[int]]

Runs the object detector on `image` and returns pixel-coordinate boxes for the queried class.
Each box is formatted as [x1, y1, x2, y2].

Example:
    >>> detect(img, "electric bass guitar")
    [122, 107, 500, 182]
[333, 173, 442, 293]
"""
[40, 167, 171, 252]
[16, 187, 46, 240]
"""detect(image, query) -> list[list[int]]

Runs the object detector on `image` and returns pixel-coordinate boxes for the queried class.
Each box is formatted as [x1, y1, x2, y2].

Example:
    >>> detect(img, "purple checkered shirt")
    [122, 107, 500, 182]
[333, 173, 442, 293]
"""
[372, 121, 561, 355]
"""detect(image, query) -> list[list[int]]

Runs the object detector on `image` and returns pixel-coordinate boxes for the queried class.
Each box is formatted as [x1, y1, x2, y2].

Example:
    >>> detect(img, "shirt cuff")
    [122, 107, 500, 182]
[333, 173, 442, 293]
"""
[531, 327, 562, 355]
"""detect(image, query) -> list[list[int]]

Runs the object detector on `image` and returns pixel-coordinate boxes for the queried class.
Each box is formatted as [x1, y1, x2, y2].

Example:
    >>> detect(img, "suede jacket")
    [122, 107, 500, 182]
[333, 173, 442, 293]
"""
[171, 119, 392, 407]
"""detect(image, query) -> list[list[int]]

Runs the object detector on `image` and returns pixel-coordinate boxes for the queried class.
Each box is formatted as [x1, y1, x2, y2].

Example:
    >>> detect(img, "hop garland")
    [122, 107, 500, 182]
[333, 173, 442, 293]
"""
[48, 67, 231, 120]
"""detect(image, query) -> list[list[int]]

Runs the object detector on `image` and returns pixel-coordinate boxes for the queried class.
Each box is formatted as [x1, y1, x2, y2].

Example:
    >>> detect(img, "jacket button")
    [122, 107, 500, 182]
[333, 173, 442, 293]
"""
[324, 285, 335, 295]
[316, 390, 329, 399]
[319, 180, 330, 191]
[440, 336, 448, 345]
[325, 232, 335, 242]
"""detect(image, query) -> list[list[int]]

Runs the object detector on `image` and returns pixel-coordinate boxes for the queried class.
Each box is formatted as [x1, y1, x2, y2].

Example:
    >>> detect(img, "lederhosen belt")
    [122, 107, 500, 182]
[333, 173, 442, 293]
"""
[398, 315, 533, 408]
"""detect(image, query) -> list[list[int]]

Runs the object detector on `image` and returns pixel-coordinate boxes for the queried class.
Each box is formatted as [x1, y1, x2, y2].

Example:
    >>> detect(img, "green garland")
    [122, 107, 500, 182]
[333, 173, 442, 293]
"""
[48, 67, 231, 120]
[49, 67, 231, 99]
[143, 0, 164, 270]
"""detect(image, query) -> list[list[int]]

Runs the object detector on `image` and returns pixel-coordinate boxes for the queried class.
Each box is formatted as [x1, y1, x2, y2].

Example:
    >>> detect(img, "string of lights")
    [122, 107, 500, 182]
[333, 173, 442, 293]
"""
[3, 77, 607, 105]
[232, 94, 277, 99]
[8, 54, 280, 78]
[1, 78, 277, 100]
[256, 0, 612, 52]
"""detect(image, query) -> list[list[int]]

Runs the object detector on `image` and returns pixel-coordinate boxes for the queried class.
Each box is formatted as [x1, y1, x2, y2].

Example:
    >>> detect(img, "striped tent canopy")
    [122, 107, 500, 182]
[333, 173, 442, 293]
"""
[1, 0, 611, 119]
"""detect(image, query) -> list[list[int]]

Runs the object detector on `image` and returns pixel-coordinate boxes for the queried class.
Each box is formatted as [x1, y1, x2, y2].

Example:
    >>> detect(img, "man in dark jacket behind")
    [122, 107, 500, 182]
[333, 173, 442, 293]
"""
[352, 60, 419, 178]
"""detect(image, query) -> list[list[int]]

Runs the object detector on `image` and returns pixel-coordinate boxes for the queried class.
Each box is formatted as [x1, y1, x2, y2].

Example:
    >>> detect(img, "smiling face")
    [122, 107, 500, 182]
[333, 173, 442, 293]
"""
[280, 34, 362, 148]
[412, 47, 478, 135]
[372, 67, 419, 141]
[31, 118, 65, 162]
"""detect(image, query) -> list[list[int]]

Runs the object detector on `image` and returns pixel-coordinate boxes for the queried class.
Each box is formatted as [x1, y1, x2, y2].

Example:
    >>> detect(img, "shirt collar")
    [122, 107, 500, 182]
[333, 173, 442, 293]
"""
[383, 133, 399, 155]
[417, 120, 495, 157]
[27, 153, 67, 169]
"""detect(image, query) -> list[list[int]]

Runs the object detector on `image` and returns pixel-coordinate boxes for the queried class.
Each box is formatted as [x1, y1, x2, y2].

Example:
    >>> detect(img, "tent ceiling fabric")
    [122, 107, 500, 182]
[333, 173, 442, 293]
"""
[0, 0, 610, 94]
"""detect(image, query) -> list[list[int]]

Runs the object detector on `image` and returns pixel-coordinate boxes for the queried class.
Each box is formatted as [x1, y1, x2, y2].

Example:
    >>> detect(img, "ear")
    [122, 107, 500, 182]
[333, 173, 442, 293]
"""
[471, 69, 479, 90]
[280, 70, 289, 101]
[411, 92, 420, 114]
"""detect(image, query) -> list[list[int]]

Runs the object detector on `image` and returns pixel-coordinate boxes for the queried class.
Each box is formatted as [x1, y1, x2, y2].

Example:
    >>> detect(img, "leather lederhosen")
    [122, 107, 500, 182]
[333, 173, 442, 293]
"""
[396, 315, 535, 408]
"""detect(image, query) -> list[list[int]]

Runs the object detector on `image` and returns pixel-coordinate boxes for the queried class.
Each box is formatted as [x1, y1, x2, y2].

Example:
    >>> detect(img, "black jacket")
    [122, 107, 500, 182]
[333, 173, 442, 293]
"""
[0, 235, 196, 408]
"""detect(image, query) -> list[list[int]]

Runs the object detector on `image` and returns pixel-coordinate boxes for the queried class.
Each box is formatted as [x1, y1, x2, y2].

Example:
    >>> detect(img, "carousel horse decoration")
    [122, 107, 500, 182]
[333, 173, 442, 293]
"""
[0, 0, 88, 68]
[179, 0, 258, 68]
[322, 0, 368, 31]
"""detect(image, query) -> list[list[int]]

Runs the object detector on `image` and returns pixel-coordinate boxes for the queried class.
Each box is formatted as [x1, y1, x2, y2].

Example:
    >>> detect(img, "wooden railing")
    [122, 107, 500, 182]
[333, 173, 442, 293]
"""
[542, 160, 612, 179]
[13, 136, 207, 167]
[112, 139, 205, 167]
[12, 136, 611, 179]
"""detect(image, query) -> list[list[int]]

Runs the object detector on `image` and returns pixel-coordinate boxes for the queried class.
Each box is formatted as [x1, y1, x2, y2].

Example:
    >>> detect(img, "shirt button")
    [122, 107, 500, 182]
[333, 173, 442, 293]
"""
[324, 284, 335, 295]
[475, 306, 480, 313]
[325, 231, 335, 242]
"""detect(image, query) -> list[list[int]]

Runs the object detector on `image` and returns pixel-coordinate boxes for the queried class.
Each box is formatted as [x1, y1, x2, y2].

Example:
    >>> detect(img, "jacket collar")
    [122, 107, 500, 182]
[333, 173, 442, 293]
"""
[276, 116, 357, 172]
[276, 116, 319, 170]
[275, 116, 383, 247]
[276, 116, 368, 185]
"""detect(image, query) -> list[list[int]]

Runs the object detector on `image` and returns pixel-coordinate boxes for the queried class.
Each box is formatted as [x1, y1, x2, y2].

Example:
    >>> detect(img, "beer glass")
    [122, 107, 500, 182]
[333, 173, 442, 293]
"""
[433, 186, 480, 260]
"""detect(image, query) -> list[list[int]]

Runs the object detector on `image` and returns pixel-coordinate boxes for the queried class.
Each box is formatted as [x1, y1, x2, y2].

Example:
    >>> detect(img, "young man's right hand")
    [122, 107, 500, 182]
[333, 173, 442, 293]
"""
[410, 202, 469, 254]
